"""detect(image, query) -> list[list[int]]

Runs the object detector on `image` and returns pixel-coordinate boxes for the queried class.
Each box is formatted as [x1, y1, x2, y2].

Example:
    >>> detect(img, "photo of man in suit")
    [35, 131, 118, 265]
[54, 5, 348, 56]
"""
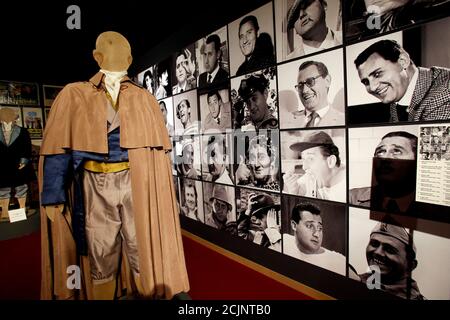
[285, 60, 345, 128]
[349, 39, 450, 124]
[198, 34, 229, 88]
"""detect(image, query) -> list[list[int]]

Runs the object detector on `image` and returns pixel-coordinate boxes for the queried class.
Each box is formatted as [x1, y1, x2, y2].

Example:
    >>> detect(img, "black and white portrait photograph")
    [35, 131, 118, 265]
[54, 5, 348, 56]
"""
[277, 48, 345, 129]
[174, 135, 202, 180]
[158, 97, 175, 137]
[172, 44, 198, 94]
[348, 207, 450, 300]
[228, 2, 276, 77]
[201, 133, 234, 185]
[195, 26, 230, 88]
[348, 125, 420, 212]
[234, 130, 281, 192]
[281, 129, 346, 203]
[230, 67, 278, 131]
[344, 0, 450, 43]
[173, 89, 199, 136]
[154, 57, 172, 99]
[236, 188, 281, 252]
[275, 0, 343, 62]
[0, 81, 39, 105]
[281, 195, 346, 275]
[203, 182, 236, 234]
[199, 86, 232, 134]
[179, 177, 205, 223]
[137, 65, 156, 95]
[346, 18, 450, 125]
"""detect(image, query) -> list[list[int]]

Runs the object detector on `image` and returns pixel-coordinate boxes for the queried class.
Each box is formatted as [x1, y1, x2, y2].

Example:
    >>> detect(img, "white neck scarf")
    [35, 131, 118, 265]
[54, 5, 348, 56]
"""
[100, 69, 127, 105]
[1, 121, 13, 132]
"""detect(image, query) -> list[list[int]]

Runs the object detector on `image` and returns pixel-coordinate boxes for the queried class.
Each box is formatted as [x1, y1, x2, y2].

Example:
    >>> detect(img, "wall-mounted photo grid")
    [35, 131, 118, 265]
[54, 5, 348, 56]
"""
[136, 0, 450, 300]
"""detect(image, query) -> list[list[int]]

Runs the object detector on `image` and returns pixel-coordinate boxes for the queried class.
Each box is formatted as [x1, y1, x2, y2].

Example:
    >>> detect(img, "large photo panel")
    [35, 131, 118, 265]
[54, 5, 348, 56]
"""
[346, 18, 450, 125]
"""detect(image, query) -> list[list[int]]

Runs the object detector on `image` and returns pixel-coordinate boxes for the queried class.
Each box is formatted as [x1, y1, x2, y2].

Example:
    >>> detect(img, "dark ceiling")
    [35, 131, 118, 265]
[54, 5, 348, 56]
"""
[1, 0, 268, 84]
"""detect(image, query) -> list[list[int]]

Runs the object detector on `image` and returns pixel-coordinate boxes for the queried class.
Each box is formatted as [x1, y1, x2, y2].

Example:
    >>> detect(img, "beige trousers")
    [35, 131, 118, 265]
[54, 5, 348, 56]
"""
[82, 169, 140, 284]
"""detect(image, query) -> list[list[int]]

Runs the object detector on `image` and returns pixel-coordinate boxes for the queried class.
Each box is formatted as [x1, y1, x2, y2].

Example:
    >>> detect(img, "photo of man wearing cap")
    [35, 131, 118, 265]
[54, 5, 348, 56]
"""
[204, 183, 236, 234]
[349, 219, 425, 300]
[283, 0, 342, 61]
[237, 190, 281, 251]
[282, 130, 346, 202]
[175, 136, 201, 179]
[235, 72, 279, 131]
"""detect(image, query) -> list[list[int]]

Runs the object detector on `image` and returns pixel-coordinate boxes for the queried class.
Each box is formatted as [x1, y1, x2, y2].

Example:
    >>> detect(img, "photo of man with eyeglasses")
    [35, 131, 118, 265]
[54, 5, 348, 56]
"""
[292, 60, 345, 128]
[278, 50, 345, 129]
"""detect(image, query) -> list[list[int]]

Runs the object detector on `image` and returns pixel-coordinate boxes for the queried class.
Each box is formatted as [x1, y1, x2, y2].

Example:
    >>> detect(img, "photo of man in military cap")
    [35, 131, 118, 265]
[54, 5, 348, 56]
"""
[232, 70, 279, 131]
[204, 183, 236, 234]
[349, 220, 425, 300]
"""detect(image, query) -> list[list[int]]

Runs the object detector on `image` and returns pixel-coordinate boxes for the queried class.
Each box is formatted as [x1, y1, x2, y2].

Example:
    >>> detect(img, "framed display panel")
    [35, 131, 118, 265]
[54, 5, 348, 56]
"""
[42, 85, 63, 107]
[0, 80, 39, 105]
[22, 107, 43, 139]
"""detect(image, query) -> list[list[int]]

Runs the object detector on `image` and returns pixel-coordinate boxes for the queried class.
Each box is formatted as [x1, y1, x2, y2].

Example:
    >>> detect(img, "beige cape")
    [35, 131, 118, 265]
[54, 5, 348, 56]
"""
[39, 72, 189, 299]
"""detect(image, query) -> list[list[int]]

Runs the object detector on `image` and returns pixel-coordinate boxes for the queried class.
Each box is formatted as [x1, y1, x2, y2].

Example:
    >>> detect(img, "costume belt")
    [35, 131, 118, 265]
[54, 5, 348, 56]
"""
[83, 160, 129, 173]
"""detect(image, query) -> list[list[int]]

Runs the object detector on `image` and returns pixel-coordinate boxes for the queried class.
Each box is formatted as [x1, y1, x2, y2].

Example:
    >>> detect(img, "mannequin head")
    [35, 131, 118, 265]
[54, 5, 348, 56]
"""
[0, 108, 18, 126]
[93, 31, 132, 72]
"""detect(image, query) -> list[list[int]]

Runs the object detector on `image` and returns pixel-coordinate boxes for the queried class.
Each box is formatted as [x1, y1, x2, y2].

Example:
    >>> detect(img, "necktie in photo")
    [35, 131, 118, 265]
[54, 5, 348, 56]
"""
[306, 112, 319, 128]
[207, 74, 212, 84]
[396, 103, 409, 121]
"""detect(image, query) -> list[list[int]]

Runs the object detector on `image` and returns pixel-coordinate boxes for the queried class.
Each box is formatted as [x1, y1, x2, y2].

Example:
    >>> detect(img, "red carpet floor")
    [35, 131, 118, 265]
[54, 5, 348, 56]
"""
[0, 231, 311, 300]
[0, 231, 41, 300]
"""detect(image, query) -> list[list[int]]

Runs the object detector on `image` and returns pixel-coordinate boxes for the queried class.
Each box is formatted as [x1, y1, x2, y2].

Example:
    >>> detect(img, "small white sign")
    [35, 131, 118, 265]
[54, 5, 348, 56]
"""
[8, 208, 27, 223]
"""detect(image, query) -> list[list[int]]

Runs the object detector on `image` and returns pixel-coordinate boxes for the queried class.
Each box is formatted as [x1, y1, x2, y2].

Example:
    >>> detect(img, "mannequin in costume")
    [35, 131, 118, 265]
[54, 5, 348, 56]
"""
[39, 31, 189, 300]
[0, 108, 35, 219]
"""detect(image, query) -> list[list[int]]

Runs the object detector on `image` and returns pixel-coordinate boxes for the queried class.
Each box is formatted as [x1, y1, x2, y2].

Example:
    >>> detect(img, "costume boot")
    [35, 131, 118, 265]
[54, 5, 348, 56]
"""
[17, 197, 26, 209]
[0, 198, 10, 220]
[92, 280, 116, 300]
